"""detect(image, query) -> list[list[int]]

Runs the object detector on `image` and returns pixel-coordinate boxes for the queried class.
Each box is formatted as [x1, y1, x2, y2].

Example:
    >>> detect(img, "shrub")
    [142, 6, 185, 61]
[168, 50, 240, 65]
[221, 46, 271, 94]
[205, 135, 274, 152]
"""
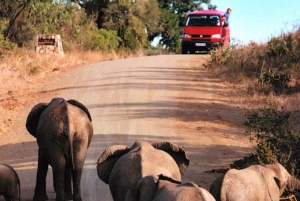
[82, 28, 121, 51]
[207, 29, 300, 94]
[0, 33, 16, 51]
[259, 69, 291, 94]
[231, 105, 300, 178]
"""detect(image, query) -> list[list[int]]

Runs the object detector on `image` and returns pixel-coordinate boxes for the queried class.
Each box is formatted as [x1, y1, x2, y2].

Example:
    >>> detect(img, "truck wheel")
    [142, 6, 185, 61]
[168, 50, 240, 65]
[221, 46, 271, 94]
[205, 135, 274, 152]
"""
[181, 47, 188, 54]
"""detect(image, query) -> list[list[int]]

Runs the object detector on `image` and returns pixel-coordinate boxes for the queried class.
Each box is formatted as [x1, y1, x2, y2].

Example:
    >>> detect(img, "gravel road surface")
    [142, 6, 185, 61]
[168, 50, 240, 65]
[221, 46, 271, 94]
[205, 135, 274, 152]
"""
[0, 54, 253, 201]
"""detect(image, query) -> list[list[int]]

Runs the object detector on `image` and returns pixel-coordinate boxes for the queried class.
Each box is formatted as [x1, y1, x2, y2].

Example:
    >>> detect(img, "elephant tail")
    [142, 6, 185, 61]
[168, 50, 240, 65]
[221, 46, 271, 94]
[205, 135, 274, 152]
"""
[61, 121, 75, 170]
[55, 138, 75, 170]
[55, 117, 75, 170]
[69, 137, 75, 171]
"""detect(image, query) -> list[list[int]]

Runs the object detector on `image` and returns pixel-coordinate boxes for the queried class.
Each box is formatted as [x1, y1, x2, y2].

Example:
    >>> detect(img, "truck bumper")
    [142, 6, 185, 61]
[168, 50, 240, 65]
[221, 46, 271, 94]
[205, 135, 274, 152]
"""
[181, 40, 223, 53]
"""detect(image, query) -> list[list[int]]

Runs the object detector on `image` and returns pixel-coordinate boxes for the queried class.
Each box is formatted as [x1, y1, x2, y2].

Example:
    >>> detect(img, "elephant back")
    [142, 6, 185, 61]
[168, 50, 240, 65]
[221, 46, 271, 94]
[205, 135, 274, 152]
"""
[67, 99, 92, 122]
[155, 180, 215, 201]
[65, 102, 94, 149]
[108, 150, 145, 201]
[140, 148, 182, 182]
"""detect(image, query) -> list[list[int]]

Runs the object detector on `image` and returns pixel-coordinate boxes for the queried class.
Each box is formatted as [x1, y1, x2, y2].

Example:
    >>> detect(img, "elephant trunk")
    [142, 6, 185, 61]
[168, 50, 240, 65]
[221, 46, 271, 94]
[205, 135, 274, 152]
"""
[287, 176, 300, 192]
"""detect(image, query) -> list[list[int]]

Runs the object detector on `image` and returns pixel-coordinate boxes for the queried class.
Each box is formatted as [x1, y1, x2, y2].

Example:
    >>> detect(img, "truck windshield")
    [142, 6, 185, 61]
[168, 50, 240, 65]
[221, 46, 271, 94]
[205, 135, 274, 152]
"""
[186, 15, 220, 27]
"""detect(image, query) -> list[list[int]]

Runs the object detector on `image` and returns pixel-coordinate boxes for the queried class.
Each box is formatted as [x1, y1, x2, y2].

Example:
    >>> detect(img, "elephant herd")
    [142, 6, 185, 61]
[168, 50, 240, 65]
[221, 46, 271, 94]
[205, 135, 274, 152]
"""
[1, 97, 300, 201]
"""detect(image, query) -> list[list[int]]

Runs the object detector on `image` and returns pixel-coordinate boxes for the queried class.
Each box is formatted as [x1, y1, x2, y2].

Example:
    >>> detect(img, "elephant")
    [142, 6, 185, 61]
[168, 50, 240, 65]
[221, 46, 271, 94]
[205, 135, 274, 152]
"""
[0, 164, 20, 201]
[209, 162, 300, 201]
[26, 97, 93, 201]
[96, 141, 190, 201]
[125, 174, 216, 201]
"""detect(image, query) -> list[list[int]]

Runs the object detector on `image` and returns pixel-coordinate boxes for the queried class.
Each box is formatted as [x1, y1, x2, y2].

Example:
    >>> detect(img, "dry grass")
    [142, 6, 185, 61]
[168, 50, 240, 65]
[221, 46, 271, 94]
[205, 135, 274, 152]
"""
[225, 78, 300, 131]
[0, 49, 142, 134]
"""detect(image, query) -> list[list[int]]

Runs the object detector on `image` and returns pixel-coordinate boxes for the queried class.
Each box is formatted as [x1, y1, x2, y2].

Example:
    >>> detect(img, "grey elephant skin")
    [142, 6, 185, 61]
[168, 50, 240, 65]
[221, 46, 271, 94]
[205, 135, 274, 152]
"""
[0, 164, 20, 201]
[96, 141, 190, 201]
[26, 98, 93, 201]
[125, 175, 216, 201]
[209, 162, 300, 201]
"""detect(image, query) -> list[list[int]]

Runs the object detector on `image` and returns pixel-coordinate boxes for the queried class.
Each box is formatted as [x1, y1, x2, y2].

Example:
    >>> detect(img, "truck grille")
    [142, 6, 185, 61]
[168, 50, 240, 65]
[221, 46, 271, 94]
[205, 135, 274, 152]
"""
[191, 34, 210, 38]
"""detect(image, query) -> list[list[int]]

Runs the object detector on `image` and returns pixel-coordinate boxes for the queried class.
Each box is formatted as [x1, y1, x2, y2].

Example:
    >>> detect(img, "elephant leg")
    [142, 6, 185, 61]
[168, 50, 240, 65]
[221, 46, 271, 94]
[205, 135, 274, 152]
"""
[7, 194, 19, 201]
[72, 167, 83, 201]
[65, 168, 73, 200]
[33, 148, 49, 201]
[9, 186, 19, 201]
[4, 195, 11, 201]
[53, 169, 65, 201]
[72, 150, 87, 201]
[51, 154, 67, 201]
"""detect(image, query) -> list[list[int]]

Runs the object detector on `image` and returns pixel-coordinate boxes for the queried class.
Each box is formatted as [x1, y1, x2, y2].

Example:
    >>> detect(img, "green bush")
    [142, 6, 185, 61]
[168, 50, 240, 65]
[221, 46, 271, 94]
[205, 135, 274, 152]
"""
[82, 28, 121, 51]
[231, 106, 300, 178]
[259, 69, 291, 94]
[0, 33, 16, 51]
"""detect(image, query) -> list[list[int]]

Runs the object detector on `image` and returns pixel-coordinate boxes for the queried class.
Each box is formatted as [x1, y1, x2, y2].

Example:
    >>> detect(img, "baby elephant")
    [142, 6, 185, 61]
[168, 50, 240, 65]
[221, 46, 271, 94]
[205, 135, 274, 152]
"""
[125, 175, 215, 201]
[0, 164, 20, 201]
[97, 141, 189, 201]
[209, 162, 300, 201]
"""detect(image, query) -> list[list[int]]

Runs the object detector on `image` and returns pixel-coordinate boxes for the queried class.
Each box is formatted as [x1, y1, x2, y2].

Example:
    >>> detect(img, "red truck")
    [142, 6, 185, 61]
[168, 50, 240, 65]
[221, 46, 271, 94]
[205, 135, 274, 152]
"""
[181, 10, 230, 54]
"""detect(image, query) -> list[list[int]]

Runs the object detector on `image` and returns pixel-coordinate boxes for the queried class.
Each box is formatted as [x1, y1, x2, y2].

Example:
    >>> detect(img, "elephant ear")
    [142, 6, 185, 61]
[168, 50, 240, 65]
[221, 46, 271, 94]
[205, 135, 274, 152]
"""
[96, 145, 130, 184]
[262, 163, 288, 200]
[25, 103, 48, 138]
[152, 142, 190, 174]
[125, 175, 159, 201]
[209, 173, 225, 201]
[265, 163, 289, 194]
[67, 99, 92, 122]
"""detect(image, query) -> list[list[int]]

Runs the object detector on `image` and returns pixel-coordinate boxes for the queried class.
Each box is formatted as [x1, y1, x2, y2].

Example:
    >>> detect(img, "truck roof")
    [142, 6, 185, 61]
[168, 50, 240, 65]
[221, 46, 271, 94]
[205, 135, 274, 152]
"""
[188, 10, 225, 16]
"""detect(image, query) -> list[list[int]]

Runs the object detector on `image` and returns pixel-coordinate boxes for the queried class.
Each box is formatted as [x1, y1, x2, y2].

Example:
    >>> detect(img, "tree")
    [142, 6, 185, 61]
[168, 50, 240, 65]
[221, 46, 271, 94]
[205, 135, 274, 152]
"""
[160, 10, 181, 52]
[1, 0, 101, 49]
[78, 0, 214, 52]
[156, 0, 212, 51]
[101, 0, 161, 50]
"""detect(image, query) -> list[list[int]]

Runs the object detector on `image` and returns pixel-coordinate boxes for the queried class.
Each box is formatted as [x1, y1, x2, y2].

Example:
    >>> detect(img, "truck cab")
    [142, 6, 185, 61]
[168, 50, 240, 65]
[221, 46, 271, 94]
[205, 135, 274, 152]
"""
[181, 10, 230, 54]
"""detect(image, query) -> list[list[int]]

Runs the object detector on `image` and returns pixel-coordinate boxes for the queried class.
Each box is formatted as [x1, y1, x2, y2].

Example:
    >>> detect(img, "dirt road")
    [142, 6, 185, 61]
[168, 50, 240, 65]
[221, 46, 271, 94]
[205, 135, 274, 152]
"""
[0, 54, 254, 200]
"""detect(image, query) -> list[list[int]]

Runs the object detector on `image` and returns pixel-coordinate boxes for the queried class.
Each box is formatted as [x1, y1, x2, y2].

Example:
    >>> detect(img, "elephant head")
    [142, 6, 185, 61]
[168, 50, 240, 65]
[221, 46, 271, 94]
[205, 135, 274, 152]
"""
[209, 162, 300, 201]
[96, 141, 189, 201]
[264, 163, 300, 195]
[125, 174, 216, 201]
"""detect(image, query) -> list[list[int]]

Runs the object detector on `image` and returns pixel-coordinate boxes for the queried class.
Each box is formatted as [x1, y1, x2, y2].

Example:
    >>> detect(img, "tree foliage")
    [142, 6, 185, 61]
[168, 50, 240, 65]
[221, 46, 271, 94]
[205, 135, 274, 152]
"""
[1, 0, 215, 52]
[101, 0, 161, 50]
[159, 10, 181, 52]
[82, 28, 121, 51]
[79, 0, 213, 51]
[156, 0, 211, 51]
[0, 0, 121, 51]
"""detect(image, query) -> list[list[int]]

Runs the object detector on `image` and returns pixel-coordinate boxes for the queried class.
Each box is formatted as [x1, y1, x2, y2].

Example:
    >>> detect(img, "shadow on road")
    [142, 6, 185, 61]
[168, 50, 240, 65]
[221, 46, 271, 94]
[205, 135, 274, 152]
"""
[0, 133, 252, 200]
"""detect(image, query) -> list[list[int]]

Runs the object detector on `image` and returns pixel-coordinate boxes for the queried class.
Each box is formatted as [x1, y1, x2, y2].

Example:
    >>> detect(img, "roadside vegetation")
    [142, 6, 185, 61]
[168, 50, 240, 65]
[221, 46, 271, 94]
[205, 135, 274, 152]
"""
[208, 22, 300, 197]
